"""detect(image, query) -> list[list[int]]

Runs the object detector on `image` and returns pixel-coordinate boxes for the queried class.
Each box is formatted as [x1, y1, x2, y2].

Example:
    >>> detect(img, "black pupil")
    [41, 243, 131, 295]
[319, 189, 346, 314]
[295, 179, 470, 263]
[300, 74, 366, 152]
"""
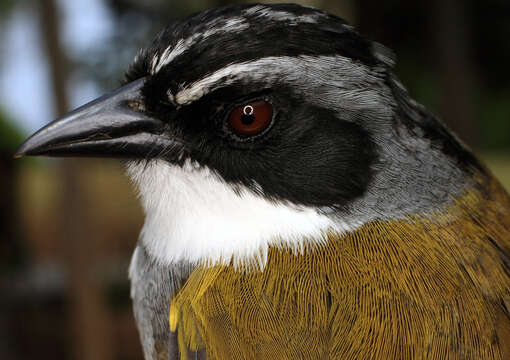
[241, 113, 255, 125]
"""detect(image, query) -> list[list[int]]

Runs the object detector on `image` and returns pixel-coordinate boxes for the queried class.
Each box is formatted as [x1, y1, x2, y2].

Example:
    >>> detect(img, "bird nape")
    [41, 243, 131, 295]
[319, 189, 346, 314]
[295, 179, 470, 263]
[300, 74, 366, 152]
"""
[16, 3, 510, 360]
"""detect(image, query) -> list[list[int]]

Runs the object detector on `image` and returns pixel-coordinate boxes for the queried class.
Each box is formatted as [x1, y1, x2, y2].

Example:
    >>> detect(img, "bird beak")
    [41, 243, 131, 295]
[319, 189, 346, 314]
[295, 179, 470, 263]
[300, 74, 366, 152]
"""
[15, 77, 175, 159]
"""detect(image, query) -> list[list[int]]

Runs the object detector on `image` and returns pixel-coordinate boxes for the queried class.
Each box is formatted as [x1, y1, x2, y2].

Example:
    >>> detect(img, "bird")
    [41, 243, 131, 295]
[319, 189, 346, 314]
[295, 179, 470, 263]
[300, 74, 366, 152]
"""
[15, 3, 510, 360]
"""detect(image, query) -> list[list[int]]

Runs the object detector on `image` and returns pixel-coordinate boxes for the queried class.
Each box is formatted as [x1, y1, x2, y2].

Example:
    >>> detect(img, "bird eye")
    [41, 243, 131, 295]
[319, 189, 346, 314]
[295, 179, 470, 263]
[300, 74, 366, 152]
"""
[228, 100, 273, 136]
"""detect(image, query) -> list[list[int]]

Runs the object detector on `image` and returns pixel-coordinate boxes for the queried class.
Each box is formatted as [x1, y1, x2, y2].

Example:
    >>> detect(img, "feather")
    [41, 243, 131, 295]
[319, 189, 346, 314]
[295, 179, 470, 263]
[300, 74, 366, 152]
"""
[169, 174, 510, 359]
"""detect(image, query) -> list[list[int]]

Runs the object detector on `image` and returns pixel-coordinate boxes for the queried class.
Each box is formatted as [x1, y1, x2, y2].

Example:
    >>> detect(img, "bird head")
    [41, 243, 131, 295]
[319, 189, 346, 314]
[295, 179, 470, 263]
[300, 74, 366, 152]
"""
[16, 4, 481, 267]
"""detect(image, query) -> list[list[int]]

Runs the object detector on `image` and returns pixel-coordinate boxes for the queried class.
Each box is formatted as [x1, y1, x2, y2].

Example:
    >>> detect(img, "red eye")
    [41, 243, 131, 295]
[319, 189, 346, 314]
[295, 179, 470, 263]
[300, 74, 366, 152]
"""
[228, 100, 273, 136]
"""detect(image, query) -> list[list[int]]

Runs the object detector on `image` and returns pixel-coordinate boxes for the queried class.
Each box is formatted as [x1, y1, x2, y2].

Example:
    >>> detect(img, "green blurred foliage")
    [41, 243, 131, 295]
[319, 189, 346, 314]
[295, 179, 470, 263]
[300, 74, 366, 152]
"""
[0, 0, 14, 17]
[0, 109, 23, 152]
[479, 92, 510, 150]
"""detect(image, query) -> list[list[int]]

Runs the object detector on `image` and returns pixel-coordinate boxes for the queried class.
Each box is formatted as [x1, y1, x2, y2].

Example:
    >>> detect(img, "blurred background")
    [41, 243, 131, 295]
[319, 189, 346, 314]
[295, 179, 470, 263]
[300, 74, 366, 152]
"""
[0, 0, 509, 359]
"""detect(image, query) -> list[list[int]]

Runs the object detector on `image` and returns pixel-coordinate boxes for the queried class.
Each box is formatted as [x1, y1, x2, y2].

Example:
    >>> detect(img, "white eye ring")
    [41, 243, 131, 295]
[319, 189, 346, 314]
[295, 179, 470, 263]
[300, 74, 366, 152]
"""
[243, 105, 254, 116]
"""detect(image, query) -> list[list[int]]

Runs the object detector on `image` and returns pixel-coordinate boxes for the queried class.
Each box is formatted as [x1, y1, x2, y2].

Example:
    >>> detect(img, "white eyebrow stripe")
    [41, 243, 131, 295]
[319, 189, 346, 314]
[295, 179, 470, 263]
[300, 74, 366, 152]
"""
[174, 55, 351, 105]
[175, 60, 268, 105]
[174, 54, 388, 115]
[150, 17, 250, 74]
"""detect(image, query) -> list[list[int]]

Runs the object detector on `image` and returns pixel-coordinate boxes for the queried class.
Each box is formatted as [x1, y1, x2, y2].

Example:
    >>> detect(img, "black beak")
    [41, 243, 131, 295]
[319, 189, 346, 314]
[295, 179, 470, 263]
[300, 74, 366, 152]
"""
[15, 77, 176, 159]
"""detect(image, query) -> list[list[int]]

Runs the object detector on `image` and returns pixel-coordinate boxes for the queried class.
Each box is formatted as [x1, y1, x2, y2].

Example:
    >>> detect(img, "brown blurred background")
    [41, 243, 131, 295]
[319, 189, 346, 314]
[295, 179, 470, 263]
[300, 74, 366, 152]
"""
[1, 0, 509, 359]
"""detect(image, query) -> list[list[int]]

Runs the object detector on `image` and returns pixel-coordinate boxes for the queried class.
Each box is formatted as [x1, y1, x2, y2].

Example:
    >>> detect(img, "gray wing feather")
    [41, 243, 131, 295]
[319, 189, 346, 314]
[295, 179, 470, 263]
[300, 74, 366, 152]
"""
[129, 245, 206, 359]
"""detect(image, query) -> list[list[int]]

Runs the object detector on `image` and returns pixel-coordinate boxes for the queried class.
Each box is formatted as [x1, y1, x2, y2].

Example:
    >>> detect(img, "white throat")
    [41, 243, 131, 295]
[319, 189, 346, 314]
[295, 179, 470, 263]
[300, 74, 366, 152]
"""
[126, 160, 357, 268]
